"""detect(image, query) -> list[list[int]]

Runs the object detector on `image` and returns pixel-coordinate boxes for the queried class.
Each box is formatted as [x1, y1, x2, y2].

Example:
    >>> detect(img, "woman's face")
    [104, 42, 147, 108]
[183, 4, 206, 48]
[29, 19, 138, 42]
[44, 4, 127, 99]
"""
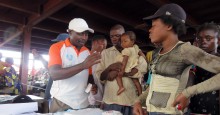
[149, 18, 169, 43]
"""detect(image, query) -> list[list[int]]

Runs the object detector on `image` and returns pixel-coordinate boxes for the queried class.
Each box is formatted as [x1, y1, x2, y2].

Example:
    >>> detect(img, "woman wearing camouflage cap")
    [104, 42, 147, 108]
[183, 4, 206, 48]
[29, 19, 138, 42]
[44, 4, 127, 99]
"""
[133, 3, 220, 115]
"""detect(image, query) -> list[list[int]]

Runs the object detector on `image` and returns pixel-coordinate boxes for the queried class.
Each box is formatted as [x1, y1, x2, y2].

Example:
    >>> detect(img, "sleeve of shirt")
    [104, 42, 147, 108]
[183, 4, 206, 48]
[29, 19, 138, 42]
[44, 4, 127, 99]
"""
[48, 43, 63, 67]
[130, 55, 148, 79]
[95, 50, 107, 83]
[180, 42, 220, 98]
[134, 44, 140, 52]
[121, 48, 131, 56]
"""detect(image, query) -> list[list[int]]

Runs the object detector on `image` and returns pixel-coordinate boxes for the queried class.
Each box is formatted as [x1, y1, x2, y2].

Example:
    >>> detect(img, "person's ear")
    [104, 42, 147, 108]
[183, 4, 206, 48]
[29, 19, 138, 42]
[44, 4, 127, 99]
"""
[69, 31, 73, 35]
[131, 40, 135, 44]
[166, 24, 173, 31]
[68, 30, 74, 36]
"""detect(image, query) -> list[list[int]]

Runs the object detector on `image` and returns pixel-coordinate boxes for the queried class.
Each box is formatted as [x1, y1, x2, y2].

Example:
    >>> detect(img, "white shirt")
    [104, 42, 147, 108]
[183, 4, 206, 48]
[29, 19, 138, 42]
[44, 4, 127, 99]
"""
[88, 64, 104, 105]
[49, 40, 90, 109]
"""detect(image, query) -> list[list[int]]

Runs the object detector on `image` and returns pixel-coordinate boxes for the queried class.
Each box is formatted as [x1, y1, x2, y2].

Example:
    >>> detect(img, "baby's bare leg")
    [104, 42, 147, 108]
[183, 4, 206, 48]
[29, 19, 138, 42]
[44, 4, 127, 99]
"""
[132, 78, 142, 96]
[116, 74, 125, 95]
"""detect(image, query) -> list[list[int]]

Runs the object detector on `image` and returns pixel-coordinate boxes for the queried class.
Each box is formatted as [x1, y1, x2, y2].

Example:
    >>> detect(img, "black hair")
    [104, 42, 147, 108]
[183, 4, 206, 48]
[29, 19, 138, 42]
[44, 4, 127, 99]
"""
[121, 31, 136, 42]
[92, 35, 107, 43]
[197, 22, 220, 38]
[159, 15, 186, 36]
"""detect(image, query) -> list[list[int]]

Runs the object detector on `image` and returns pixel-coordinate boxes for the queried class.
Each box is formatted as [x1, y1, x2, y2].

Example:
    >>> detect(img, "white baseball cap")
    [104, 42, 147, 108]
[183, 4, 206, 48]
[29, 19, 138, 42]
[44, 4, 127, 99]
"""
[67, 18, 94, 33]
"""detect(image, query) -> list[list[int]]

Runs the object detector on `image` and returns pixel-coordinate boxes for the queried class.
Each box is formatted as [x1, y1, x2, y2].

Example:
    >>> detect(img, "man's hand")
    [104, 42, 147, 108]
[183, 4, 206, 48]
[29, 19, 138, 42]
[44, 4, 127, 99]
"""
[118, 71, 124, 77]
[172, 93, 189, 111]
[107, 62, 122, 72]
[106, 62, 122, 81]
[100, 62, 122, 81]
[82, 53, 101, 69]
[124, 68, 138, 77]
[91, 45, 104, 53]
[133, 101, 146, 115]
[90, 84, 98, 95]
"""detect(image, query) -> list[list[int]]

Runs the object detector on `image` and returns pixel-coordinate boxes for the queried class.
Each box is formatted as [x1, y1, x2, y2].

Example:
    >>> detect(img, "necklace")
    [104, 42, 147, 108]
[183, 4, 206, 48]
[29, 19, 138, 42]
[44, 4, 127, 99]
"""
[159, 41, 181, 56]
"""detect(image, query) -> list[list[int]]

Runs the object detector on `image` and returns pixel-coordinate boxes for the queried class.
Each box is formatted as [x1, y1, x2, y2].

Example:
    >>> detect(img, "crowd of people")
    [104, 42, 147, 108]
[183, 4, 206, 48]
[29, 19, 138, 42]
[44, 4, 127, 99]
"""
[1, 3, 220, 115]
[46, 3, 220, 115]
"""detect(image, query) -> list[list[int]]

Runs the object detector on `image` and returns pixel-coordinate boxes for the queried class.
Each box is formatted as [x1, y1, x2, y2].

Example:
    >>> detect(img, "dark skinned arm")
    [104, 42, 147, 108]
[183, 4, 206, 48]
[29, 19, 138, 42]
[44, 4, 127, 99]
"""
[100, 62, 122, 81]
[49, 53, 101, 80]
[100, 67, 110, 81]
[88, 74, 97, 95]
[124, 68, 138, 77]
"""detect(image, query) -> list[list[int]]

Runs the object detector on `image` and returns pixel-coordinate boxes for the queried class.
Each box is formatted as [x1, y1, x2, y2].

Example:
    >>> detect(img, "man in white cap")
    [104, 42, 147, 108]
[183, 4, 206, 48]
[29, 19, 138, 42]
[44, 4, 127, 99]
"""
[48, 18, 101, 112]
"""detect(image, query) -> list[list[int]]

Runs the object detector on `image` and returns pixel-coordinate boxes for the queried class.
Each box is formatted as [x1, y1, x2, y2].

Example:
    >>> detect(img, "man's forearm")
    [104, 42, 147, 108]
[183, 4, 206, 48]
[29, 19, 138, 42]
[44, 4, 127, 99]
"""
[49, 63, 86, 80]
[182, 73, 220, 98]
[100, 68, 110, 81]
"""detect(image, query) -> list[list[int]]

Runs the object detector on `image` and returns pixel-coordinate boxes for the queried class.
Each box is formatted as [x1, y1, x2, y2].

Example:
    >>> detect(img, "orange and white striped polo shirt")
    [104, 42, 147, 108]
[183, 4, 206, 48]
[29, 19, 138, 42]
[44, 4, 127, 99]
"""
[48, 38, 90, 109]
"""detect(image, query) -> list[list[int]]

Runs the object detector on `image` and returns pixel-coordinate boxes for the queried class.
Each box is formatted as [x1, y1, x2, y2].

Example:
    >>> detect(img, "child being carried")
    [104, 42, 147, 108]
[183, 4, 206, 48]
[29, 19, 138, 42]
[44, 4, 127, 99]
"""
[115, 31, 145, 96]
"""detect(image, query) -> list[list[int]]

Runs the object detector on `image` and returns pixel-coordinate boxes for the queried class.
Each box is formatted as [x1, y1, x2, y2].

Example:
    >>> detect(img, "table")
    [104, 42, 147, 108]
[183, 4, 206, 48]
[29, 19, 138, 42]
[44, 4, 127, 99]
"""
[0, 95, 49, 113]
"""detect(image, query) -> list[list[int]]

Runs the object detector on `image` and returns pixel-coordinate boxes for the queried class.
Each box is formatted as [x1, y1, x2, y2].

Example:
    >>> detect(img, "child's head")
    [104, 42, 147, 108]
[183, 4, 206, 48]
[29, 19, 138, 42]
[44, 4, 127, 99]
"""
[121, 31, 136, 48]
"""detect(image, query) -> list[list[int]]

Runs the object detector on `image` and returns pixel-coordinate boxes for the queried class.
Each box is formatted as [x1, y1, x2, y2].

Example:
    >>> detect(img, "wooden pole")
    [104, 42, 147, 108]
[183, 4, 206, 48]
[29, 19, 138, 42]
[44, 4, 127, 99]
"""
[20, 26, 32, 94]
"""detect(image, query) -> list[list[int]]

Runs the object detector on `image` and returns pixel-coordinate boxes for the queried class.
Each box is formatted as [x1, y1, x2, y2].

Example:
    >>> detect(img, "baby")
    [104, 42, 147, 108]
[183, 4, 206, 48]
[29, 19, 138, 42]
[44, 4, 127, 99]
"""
[116, 31, 145, 95]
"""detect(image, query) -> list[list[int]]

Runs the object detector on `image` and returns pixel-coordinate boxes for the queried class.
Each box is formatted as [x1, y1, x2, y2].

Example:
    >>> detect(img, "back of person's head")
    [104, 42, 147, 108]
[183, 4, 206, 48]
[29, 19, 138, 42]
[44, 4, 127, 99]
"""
[110, 24, 125, 33]
[5, 57, 14, 65]
[197, 22, 219, 37]
[51, 33, 69, 42]
[143, 3, 186, 36]
[92, 35, 107, 43]
[122, 31, 136, 42]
